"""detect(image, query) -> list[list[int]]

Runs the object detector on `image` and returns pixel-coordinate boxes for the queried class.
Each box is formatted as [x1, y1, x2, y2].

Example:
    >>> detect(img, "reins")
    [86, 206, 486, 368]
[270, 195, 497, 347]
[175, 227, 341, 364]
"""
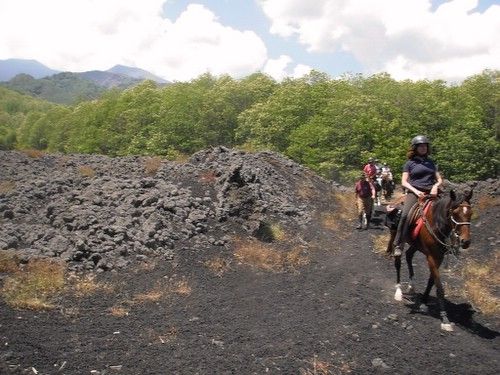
[418, 200, 471, 254]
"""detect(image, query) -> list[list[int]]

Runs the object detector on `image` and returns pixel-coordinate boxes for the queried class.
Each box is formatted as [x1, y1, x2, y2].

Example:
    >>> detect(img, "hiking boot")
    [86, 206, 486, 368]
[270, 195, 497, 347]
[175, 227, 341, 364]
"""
[355, 214, 363, 229]
[393, 245, 402, 257]
[364, 216, 371, 230]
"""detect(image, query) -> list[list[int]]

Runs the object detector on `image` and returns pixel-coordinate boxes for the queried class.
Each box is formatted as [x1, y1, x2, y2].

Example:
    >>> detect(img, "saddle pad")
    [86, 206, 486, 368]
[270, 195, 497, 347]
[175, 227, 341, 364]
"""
[411, 200, 432, 240]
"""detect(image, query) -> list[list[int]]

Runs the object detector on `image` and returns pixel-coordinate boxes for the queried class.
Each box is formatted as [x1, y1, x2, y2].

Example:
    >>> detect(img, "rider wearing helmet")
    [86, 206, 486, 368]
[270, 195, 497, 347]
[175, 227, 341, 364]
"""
[392, 135, 443, 256]
[363, 157, 377, 179]
[381, 162, 391, 177]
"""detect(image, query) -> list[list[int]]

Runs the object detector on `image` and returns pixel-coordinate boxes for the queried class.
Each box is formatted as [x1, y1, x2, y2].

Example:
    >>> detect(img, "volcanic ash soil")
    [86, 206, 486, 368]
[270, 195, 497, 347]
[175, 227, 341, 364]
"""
[0, 148, 499, 374]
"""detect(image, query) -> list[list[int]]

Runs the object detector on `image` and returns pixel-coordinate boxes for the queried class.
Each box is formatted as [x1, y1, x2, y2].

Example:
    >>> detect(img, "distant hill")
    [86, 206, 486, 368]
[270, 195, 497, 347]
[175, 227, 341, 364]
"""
[1, 72, 108, 105]
[78, 70, 142, 89]
[0, 59, 169, 104]
[0, 59, 60, 81]
[0, 58, 168, 84]
[108, 65, 168, 84]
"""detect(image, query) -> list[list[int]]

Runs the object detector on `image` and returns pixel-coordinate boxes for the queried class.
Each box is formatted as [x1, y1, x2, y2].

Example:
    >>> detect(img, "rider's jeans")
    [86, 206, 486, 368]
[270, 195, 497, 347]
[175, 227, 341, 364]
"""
[393, 192, 419, 246]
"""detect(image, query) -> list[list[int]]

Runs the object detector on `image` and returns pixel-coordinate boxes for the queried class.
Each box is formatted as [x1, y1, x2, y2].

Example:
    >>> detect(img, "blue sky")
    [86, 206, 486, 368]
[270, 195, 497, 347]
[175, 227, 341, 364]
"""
[0, 0, 499, 82]
[162, 0, 363, 77]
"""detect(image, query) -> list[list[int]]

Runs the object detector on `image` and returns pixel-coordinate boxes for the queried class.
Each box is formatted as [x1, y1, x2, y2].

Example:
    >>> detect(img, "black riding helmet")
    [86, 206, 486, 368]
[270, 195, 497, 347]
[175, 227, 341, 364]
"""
[411, 135, 430, 148]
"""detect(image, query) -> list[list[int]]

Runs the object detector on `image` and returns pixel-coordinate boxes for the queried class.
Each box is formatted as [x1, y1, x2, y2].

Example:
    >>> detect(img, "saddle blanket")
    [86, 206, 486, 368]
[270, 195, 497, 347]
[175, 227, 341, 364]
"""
[411, 200, 432, 240]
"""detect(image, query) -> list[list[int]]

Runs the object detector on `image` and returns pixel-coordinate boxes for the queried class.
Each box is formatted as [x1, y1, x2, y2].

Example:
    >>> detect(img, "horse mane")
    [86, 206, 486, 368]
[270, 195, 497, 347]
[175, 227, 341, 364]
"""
[431, 194, 455, 236]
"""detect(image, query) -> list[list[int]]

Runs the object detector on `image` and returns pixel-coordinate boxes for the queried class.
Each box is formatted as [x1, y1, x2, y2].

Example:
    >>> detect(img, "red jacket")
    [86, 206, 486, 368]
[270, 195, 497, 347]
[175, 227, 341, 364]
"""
[355, 179, 375, 198]
[363, 163, 377, 178]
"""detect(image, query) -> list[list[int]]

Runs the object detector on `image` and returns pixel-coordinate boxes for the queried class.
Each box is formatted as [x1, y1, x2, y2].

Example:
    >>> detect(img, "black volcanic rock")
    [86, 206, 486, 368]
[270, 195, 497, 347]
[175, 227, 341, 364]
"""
[0, 148, 339, 272]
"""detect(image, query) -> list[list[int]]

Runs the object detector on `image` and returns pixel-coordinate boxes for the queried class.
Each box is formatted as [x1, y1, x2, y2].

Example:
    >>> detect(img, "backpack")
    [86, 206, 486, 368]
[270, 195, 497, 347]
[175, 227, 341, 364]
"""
[356, 180, 371, 198]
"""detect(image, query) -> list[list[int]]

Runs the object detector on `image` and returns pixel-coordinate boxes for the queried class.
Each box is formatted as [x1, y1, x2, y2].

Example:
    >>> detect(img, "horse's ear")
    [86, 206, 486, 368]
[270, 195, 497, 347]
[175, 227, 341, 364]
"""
[464, 189, 473, 202]
[449, 190, 456, 201]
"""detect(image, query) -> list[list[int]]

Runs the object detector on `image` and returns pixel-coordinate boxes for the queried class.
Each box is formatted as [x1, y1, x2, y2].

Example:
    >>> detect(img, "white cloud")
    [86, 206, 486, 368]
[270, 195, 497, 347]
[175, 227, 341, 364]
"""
[263, 55, 292, 80]
[258, 0, 500, 81]
[263, 55, 311, 80]
[0, 1, 268, 81]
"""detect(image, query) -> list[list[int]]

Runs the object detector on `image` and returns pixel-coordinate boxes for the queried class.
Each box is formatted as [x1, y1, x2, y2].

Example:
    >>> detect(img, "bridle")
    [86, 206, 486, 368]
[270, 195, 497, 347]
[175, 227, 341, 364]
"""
[449, 202, 472, 252]
[420, 200, 472, 253]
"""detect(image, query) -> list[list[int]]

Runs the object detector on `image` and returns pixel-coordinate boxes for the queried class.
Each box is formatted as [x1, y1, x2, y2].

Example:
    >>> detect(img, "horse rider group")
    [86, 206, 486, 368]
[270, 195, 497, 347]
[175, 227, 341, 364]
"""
[355, 135, 443, 257]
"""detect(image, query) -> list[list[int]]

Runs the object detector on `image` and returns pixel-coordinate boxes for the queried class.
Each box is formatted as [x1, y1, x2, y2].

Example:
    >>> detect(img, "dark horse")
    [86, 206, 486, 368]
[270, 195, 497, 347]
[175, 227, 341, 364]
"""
[380, 174, 395, 200]
[386, 189, 473, 331]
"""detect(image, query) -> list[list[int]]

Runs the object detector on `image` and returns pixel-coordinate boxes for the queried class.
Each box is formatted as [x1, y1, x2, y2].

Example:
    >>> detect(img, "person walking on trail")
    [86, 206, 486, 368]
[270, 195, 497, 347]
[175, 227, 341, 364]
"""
[392, 135, 443, 256]
[355, 173, 376, 230]
[381, 163, 392, 180]
[363, 157, 377, 180]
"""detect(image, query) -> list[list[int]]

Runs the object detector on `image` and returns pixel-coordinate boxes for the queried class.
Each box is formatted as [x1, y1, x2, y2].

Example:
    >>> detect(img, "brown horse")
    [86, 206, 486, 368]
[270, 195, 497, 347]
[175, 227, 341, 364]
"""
[386, 189, 473, 331]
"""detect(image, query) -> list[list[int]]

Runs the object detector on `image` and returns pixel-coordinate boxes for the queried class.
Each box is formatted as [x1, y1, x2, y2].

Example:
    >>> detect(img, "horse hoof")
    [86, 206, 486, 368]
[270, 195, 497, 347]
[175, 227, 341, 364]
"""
[441, 323, 454, 332]
[394, 286, 403, 301]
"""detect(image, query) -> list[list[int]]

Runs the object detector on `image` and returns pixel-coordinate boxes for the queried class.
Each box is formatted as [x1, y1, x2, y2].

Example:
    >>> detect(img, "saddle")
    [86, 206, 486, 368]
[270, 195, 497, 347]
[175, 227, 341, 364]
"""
[408, 196, 435, 240]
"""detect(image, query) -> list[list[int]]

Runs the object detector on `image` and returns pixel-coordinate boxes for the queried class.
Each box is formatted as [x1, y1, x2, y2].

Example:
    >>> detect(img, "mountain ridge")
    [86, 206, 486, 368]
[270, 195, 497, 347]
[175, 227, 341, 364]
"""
[0, 58, 168, 83]
[0, 58, 170, 104]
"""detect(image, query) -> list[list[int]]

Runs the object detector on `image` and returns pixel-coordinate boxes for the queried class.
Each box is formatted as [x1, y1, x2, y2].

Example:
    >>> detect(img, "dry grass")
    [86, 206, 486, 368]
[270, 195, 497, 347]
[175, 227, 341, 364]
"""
[0, 180, 16, 195]
[109, 305, 130, 317]
[269, 223, 286, 241]
[205, 257, 232, 277]
[1, 257, 66, 310]
[332, 191, 356, 222]
[171, 278, 192, 296]
[255, 222, 287, 242]
[461, 254, 500, 316]
[0, 250, 21, 273]
[297, 184, 316, 200]
[129, 277, 192, 305]
[372, 233, 391, 256]
[70, 274, 114, 297]
[158, 327, 178, 344]
[133, 260, 157, 273]
[133, 288, 165, 303]
[21, 149, 45, 158]
[144, 157, 163, 176]
[320, 212, 339, 232]
[300, 358, 332, 375]
[199, 170, 218, 184]
[234, 239, 309, 273]
[78, 165, 96, 178]
[300, 354, 352, 375]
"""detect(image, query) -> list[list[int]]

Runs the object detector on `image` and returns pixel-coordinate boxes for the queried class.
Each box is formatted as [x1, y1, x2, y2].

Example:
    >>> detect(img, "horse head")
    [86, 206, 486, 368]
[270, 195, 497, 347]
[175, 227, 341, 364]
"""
[450, 189, 473, 249]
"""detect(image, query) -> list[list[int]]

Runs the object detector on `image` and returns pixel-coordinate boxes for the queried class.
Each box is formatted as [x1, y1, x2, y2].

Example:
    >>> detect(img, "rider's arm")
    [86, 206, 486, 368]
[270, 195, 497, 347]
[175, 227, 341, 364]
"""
[430, 171, 443, 196]
[401, 171, 423, 196]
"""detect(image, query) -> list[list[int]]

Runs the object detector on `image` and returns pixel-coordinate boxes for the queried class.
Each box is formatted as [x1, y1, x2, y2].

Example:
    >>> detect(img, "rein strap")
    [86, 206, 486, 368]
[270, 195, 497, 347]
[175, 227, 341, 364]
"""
[451, 217, 471, 226]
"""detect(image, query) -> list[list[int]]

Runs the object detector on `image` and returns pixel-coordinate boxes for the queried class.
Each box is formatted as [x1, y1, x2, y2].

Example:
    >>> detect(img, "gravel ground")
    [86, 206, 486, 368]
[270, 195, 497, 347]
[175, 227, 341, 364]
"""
[0, 149, 498, 374]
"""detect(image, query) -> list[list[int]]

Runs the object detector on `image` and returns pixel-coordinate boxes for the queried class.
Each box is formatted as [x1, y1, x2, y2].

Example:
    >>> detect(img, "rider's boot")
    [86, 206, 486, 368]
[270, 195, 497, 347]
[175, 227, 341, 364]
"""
[392, 215, 408, 256]
[364, 215, 371, 230]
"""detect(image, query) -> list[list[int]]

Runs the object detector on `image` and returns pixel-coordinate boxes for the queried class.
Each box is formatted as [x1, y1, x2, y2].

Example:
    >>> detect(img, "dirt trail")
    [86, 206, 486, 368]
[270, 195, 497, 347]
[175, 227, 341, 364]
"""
[1, 226, 498, 374]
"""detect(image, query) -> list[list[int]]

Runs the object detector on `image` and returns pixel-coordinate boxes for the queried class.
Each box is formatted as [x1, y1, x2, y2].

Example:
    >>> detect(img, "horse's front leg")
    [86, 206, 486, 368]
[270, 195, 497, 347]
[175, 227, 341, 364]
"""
[406, 244, 418, 294]
[394, 255, 403, 301]
[424, 253, 453, 331]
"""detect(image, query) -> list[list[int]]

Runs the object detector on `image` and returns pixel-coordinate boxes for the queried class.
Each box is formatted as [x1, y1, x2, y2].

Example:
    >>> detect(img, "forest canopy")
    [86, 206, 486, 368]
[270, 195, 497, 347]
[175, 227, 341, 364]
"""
[1, 70, 498, 183]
